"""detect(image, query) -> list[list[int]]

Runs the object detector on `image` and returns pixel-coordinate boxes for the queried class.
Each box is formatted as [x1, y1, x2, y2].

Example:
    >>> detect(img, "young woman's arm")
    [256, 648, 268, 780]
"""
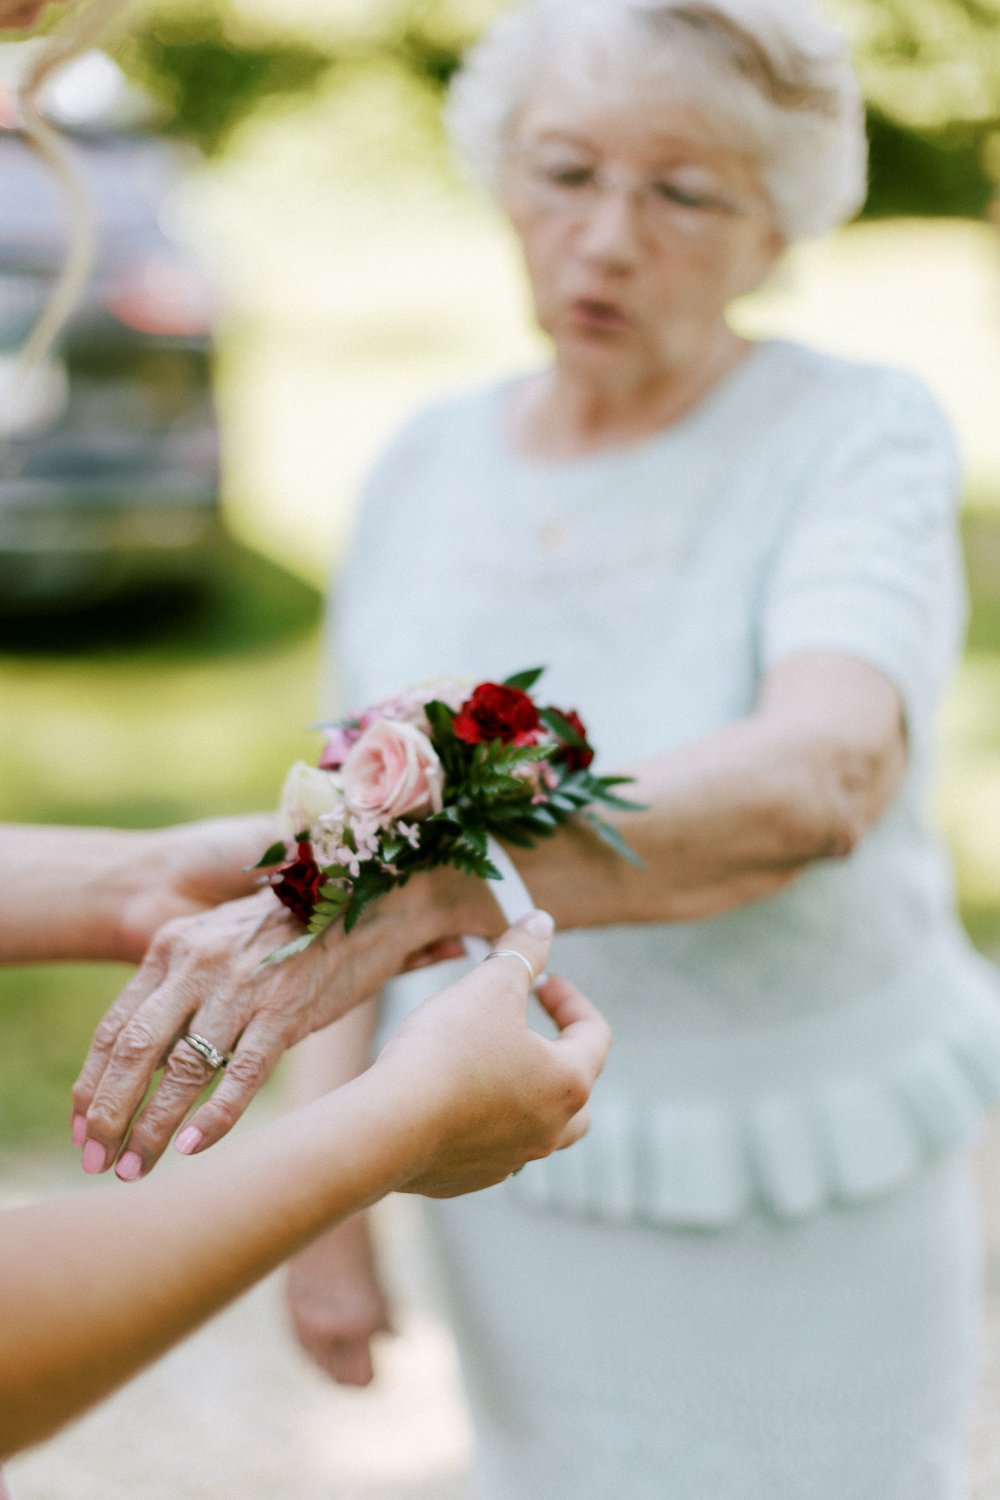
[0, 914, 609, 1462]
[0, 816, 279, 965]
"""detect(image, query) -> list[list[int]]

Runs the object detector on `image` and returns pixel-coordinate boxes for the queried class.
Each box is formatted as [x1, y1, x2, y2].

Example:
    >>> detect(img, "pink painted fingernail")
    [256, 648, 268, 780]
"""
[71, 1113, 86, 1148]
[116, 1150, 143, 1182]
[82, 1140, 107, 1175]
[175, 1125, 203, 1156]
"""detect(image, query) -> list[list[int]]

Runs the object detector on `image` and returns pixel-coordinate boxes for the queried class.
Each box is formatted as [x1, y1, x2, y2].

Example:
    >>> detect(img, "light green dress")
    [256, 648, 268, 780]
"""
[331, 340, 1000, 1499]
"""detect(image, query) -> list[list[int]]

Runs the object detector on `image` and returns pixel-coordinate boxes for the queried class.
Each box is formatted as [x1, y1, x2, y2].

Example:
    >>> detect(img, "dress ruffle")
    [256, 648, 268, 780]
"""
[510, 993, 1000, 1229]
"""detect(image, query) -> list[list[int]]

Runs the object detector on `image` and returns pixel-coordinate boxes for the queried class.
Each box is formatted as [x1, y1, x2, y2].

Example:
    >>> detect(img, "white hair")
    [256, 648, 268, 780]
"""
[446, 0, 868, 240]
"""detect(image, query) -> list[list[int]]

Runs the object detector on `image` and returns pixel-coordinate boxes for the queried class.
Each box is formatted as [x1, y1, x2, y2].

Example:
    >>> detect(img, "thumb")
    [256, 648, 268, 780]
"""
[483, 910, 555, 994]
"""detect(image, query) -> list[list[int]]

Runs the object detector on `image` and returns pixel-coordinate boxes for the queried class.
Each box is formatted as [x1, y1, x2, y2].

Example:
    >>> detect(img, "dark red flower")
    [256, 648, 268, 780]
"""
[454, 682, 541, 746]
[554, 708, 594, 772]
[272, 840, 323, 927]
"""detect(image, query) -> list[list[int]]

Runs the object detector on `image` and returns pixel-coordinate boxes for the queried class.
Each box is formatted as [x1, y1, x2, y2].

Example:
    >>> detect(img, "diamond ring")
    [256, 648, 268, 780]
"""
[181, 1032, 229, 1071]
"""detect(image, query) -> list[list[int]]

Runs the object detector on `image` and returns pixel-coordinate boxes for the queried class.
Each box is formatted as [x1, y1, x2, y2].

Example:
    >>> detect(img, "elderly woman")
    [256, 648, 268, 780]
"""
[280, 1, 1000, 1496]
[70, 0, 1000, 1492]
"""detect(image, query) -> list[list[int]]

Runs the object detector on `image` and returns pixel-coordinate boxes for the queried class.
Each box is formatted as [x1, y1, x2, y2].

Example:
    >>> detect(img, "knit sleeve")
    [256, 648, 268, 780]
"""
[759, 370, 966, 738]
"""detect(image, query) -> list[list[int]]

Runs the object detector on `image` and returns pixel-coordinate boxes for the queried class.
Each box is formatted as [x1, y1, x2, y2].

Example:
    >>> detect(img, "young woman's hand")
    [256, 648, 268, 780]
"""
[112, 815, 286, 960]
[0, 815, 280, 966]
[376, 912, 612, 1198]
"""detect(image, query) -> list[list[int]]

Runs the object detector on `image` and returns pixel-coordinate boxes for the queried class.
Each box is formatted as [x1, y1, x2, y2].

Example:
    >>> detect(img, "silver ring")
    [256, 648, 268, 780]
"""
[485, 949, 535, 984]
[182, 1032, 229, 1071]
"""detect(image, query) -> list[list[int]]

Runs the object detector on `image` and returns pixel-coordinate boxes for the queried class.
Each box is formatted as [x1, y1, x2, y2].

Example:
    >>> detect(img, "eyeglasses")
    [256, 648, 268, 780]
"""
[506, 146, 758, 240]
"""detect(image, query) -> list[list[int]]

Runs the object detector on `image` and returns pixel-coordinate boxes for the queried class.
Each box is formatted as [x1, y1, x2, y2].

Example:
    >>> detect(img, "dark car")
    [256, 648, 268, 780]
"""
[0, 50, 222, 613]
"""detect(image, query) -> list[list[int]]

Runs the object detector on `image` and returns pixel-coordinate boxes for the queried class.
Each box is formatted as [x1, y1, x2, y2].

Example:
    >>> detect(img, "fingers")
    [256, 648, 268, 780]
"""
[74, 892, 295, 1177]
[535, 974, 612, 1083]
[309, 1336, 378, 1388]
[552, 1104, 593, 1153]
[215, 812, 285, 878]
[75, 957, 208, 1174]
[110, 1011, 244, 1180]
[168, 1016, 285, 1160]
[83, 1000, 226, 1177]
[70, 951, 168, 1143]
[478, 911, 556, 1000]
[116, 1015, 283, 1178]
[285, 1232, 391, 1387]
[294, 1315, 390, 1386]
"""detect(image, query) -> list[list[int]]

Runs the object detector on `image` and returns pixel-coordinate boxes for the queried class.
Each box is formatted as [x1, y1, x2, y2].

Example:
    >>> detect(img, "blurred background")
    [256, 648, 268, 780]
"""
[2, 0, 1000, 1491]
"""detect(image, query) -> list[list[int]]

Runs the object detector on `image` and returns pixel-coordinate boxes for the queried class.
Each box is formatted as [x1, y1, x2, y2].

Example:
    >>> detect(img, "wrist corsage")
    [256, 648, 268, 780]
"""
[254, 668, 643, 964]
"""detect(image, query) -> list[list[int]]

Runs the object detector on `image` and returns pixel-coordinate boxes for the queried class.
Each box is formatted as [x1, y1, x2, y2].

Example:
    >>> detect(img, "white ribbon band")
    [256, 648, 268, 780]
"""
[463, 835, 537, 965]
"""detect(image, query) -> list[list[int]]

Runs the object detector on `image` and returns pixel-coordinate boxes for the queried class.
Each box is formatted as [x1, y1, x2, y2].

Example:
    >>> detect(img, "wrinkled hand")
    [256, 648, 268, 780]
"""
[375, 913, 612, 1198]
[286, 1215, 391, 1387]
[73, 883, 456, 1181]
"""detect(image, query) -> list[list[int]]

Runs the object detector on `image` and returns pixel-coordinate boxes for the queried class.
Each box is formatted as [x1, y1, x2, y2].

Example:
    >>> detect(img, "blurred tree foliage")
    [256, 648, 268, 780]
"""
[114, 0, 1000, 217]
[831, 0, 1000, 216]
[113, 12, 333, 156]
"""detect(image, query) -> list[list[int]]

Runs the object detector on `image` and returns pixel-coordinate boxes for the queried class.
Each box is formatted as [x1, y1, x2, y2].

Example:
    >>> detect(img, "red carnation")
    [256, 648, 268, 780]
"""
[555, 708, 595, 772]
[454, 682, 541, 746]
[272, 840, 323, 927]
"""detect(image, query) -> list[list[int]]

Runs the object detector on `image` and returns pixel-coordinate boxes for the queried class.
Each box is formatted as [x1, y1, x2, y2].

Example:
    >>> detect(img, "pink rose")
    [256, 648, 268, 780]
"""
[342, 719, 444, 824]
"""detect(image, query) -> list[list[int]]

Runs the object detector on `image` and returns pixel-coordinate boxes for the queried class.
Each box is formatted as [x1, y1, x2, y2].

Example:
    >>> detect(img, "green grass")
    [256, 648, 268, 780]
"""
[0, 540, 323, 831]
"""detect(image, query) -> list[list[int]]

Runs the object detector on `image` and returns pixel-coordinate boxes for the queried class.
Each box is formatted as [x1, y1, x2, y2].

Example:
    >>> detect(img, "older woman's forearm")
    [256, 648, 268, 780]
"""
[612, 713, 893, 915]
[494, 720, 854, 927]
[441, 656, 906, 934]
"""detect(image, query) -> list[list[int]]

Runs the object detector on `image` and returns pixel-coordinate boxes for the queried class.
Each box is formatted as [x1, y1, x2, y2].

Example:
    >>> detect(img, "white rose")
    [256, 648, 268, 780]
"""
[280, 761, 347, 841]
